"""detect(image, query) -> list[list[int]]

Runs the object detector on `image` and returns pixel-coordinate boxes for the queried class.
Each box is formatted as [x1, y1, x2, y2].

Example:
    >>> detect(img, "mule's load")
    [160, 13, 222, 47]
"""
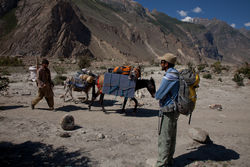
[113, 66, 132, 75]
[112, 65, 141, 80]
[101, 66, 141, 98]
[102, 73, 136, 98]
[63, 70, 97, 103]
[68, 74, 94, 92]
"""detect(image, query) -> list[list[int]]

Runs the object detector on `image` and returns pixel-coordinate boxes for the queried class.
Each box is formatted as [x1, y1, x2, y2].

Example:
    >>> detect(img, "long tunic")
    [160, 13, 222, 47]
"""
[36, 67, 53, 97]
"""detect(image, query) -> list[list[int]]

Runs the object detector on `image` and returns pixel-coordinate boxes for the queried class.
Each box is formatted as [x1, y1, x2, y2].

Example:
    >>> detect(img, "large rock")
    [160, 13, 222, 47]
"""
[60, 114, 75, 131]
[188, 127, 211, 144]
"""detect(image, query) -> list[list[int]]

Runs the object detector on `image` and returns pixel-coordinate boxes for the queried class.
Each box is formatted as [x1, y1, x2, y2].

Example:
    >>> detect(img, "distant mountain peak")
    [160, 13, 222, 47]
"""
[0, 0, 249, 64]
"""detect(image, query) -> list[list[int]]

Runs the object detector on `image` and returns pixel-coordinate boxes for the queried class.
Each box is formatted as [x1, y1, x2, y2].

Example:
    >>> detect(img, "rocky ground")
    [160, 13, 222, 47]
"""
[0, 66, 250, 167]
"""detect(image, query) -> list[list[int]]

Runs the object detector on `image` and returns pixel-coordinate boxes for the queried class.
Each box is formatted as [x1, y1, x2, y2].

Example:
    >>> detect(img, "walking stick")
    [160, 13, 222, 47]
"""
[35, 55, 39, 85]
[158, 110, 164, 135]
[188, 112, 192, 125]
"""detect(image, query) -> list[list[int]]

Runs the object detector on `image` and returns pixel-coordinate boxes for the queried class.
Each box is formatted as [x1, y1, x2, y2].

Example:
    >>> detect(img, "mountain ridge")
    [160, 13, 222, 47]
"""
[193, 18, 250, 63]
[0, 0, 249, 64]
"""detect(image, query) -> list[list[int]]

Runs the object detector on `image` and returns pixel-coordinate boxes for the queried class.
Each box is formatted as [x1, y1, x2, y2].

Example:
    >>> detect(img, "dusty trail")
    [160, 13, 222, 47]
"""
[0, 66, 249, 167]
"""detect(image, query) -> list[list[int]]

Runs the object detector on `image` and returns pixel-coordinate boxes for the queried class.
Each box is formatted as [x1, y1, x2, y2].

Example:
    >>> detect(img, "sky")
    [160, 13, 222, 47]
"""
[134, 0, 250, 30]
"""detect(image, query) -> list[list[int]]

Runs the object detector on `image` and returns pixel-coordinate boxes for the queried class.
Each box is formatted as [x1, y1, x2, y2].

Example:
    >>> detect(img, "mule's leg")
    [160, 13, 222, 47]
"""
[121, 97, 128, 113]
[99, 93, 106, 112]
[86, 92, 89, 102]
[64, 86, 69, 102]
[64, 86, 74, 102]
[90, 84, 96, 101]
[88, 90, 100, 111]
[69, 86, 77, 103]
[131, 97, 138, 113]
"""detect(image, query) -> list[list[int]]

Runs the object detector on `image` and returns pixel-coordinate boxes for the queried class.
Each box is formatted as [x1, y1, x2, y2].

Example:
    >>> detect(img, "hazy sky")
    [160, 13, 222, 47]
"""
[134, 0, 250, 29]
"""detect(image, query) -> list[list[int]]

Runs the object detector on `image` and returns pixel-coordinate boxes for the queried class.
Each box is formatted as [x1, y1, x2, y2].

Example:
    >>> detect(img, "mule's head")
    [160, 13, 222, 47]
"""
[146, 77, 156, 98]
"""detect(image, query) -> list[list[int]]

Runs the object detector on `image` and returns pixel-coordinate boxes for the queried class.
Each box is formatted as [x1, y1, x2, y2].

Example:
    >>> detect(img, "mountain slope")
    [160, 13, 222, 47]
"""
[0, 0, 248, 64]
[72, 0, 221, 63]
[0, 0, 93, 59]
[239, 28, 250, 39]
[193, 18, 250, 63]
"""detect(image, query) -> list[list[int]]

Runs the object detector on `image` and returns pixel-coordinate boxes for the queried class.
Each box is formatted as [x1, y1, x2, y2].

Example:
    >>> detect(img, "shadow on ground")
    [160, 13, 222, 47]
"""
[55, 105, 88, 112]
[0, 141, 95, 167]
[123, 108, 159, 117]
[103, 108, 159, 117]
[89, 99, 119, 107]
[174, 143, 240, 166]
[0, 105, 27, 111]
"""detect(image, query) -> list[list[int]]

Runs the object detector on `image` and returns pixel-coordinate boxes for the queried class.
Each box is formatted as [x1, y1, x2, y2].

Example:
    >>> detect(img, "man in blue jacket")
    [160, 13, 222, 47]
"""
[155, 53, 179, 167]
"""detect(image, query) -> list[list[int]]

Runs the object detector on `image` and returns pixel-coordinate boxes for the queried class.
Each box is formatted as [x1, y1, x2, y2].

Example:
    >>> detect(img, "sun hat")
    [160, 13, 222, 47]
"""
[158, 53, 177, 65]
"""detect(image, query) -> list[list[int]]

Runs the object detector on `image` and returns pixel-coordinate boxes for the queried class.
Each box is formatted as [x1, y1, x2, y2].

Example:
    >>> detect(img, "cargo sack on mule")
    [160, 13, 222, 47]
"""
[102, 73, 136, 98]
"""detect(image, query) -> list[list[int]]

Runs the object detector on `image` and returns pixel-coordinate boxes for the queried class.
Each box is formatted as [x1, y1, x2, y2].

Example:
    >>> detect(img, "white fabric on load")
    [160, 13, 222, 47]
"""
[29, 66, 37, 82]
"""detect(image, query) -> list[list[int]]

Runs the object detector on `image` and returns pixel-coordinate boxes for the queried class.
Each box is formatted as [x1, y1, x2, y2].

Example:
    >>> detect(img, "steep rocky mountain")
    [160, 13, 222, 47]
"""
[0, 0, 18, 37]
[0, 0, 93, 60]
[72, 0, 222, 63]
[193, 18, 250, 63]
[239, 28, 250, 39]
[0, 0, 248, 64]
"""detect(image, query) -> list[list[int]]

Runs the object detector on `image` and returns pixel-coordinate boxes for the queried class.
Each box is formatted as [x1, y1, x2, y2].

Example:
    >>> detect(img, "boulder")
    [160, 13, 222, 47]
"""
[60, 114, 75, 130]
[188, 127, 211, 144]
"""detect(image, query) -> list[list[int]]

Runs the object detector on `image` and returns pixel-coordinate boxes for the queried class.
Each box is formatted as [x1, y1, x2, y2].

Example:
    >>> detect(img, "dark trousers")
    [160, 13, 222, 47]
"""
[32, 87, 54, 108]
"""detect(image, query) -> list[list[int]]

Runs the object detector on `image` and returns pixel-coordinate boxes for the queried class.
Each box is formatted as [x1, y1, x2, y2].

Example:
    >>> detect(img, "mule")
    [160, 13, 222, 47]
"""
[88, 74, 156, 113]
[63, 75, 96, 103]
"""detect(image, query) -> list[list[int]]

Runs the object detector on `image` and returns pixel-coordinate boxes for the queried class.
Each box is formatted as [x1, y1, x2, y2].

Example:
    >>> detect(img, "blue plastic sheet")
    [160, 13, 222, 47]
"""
[102, 73, 136, 98]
